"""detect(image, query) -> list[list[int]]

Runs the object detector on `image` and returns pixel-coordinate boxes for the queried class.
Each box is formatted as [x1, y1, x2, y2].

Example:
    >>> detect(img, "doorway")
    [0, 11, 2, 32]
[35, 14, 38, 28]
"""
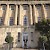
[22, 33, 28, 48]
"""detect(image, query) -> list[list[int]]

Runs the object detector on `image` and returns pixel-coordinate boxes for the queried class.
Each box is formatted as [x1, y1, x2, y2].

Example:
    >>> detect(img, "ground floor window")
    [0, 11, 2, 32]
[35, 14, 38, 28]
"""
[18, 32, 20, 42]
[31, 32, 33, 41]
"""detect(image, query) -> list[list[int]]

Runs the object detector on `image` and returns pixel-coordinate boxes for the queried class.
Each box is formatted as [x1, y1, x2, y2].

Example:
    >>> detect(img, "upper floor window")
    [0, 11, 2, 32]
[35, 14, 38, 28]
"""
[10, 5, 14, 10]
[2, 5, 6, 10]
[38, 17, 42, 22]
[24, 15, 27, 25]
[0, 17, 3, 26]
[9, 17, 14, 26]
[23, 5, 28, 10]
[44, 5, 49, 9]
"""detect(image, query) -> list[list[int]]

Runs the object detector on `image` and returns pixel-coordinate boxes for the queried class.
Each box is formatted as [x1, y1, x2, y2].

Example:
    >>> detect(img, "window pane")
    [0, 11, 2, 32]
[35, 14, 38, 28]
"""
[24, 16, 27, 25]
[23, 5, 28, 10]
[0, 17, 3, 25]
[10, 5, 14, 10]
[2, 5, 6, 10]
[9, 17, 14, 26]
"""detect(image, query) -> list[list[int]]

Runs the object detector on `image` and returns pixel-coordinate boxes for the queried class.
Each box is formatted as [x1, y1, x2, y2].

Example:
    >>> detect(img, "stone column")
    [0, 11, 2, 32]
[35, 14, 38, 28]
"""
[4, 4, 9, 26]
[14, 4, 18, 25]
[0, 4, 2, 17]
[42, 4, 47, 19]
[29, 5, 33, 25]
[19, 5, 22, 26]
[33, 5, 38, 23]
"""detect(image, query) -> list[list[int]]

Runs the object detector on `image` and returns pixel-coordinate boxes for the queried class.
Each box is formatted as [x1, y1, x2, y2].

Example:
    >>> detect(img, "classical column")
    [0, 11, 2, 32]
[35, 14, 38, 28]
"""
[29, 5, 33, 25]
[14, 4, 18, 25]
[19, 5, 22, 25]
[4, 4, 9, 26]
[42, 4, 47, 19]
[33, 5, 38, 23]
[0, 4, 2, 17]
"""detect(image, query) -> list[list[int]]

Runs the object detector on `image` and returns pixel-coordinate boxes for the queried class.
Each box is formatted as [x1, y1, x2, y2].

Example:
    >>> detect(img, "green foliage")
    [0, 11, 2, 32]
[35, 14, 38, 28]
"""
[35, 19, 50, 34]
[5, 35, 13, 43]
[40, 36, 48, 42]
[39, 36, 48, 48]
[35, 19, 50, 49]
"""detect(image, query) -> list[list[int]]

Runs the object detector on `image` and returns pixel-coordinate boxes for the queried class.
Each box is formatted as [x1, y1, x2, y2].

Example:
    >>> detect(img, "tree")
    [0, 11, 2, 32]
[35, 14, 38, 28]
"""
[5, 35, 13, 50]
[39, 36, 48, 50]
[35, 19, 50, 50]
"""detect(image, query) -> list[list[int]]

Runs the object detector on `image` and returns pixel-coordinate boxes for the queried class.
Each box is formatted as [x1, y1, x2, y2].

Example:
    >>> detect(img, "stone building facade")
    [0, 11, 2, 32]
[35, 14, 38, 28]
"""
[0, 1, 50, 48]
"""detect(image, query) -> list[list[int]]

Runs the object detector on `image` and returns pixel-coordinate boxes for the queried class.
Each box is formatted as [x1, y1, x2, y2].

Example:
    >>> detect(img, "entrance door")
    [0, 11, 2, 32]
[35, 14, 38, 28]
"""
[22, 33, 28, 48]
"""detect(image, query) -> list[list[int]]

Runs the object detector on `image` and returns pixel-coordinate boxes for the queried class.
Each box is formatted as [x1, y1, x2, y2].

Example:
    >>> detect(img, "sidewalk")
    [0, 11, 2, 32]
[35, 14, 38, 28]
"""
[11, 48, 38, 50]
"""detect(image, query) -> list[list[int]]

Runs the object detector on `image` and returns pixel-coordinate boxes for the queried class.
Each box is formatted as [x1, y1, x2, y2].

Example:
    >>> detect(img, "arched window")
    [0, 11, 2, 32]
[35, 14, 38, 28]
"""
[24, 15, 27, 25]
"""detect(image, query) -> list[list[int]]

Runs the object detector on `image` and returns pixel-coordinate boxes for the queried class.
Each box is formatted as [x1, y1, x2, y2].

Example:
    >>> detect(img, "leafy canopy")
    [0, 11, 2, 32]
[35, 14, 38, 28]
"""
[5, 35, 13, 43]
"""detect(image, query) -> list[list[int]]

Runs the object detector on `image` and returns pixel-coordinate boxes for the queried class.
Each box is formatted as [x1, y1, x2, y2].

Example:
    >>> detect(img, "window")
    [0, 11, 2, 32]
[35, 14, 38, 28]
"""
[10, 5, 14, 10]
[24, 15, 27, 25]
[0, 17, 3, 25]
[2, 5, 6, 10]
[38, 17, 42, 22]
[31, 32, 33, 41]
[23, 5, 28, 10]
[45, 5, 49, 9]
[9, 17, 14, 26]
[18, 32, 20, 42]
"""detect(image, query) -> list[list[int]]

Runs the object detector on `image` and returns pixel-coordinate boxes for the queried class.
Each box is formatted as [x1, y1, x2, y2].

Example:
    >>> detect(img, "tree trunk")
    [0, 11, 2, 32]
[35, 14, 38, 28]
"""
[8, 43, 9, 50]
[43, 42, 45, 50]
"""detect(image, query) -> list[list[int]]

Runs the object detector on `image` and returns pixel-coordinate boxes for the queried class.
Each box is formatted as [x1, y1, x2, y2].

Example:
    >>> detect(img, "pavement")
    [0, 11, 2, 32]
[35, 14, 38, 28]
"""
[11, 48, 38, 50]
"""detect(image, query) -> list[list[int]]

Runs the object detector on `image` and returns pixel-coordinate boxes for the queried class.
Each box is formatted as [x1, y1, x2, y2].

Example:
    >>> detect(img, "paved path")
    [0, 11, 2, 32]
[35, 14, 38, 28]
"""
[11, 48, 38, 50]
